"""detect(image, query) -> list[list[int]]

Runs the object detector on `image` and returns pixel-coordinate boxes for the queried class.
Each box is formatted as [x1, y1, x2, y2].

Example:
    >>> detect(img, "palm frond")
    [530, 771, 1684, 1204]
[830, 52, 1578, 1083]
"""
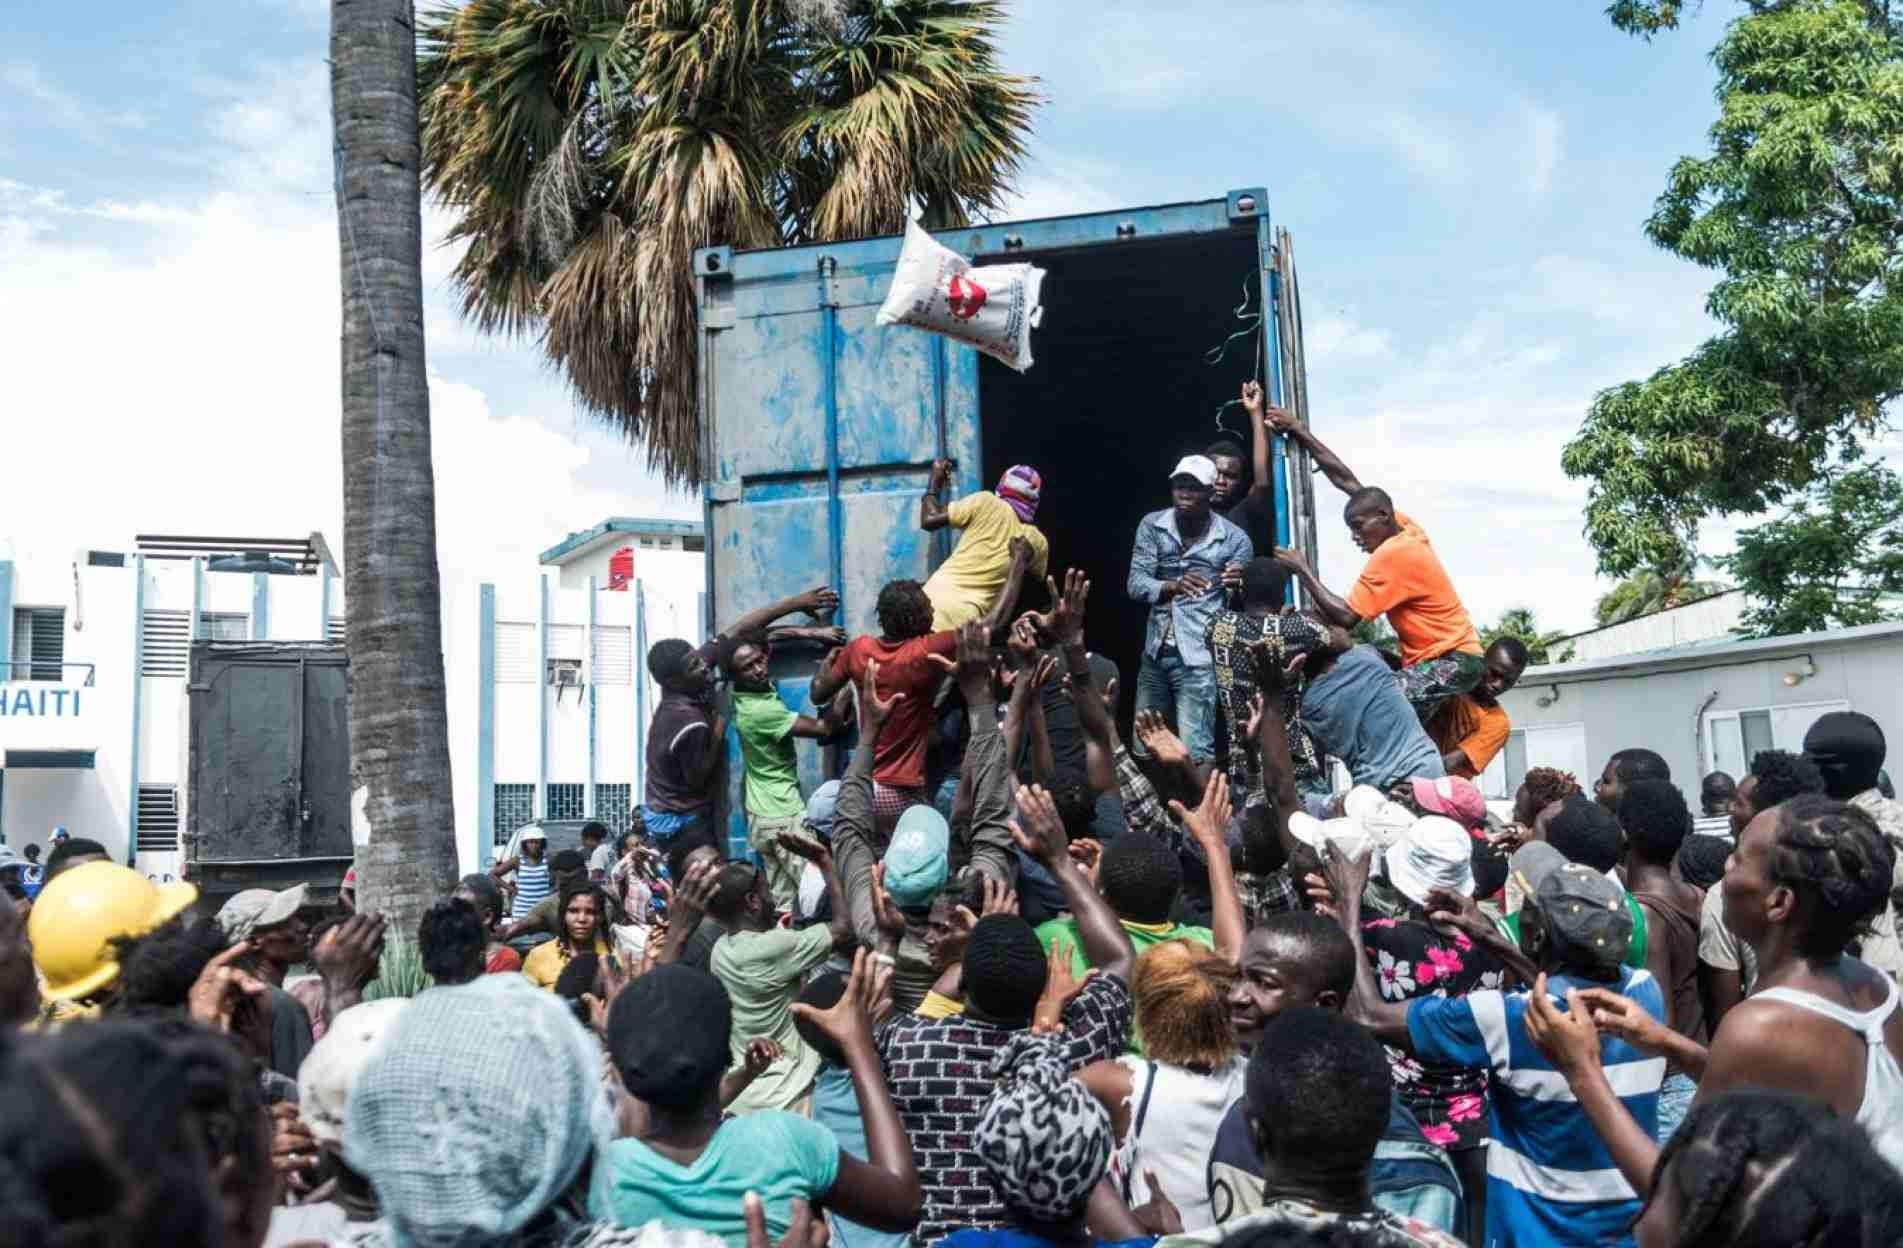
[419, 0, 1040, 485]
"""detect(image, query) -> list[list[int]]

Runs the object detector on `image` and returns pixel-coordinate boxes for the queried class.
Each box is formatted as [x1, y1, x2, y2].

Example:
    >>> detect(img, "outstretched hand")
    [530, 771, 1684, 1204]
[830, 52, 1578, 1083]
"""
[1007, 783, 1070, 867]
[789, 948, 885, 1056]
[1038, 569, 1090, 648]
[1525, 973, 1603, 1079]
[188, 941, 272, 1035]
[926, 620, 993, 704]
[854, 656, 905, 738]
[1168, 768, 1232, 851]
[314, 913, 387, 992]
[1132, 710, 1191, 769]
[1032, 937, 1093, 1035]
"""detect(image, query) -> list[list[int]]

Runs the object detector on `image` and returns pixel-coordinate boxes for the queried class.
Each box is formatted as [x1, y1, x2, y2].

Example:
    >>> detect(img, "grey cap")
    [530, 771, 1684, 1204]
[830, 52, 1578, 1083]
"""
[216, 883, 308, 942]
[1511, 842, 1632, 968]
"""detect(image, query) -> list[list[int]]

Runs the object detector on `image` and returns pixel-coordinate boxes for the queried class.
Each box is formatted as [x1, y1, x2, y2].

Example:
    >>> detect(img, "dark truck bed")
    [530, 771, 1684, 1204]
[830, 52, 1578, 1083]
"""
[184, 641, 352, 911]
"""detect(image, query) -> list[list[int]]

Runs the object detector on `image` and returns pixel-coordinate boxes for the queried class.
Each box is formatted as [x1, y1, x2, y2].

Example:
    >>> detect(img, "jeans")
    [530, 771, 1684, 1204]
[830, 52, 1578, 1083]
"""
[1655, 1071, 1697, 1143]
[1134, 649, 1219, 763]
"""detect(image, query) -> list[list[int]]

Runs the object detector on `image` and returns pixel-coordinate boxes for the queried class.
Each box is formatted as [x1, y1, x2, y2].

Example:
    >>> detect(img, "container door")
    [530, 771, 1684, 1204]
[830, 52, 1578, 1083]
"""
[695, 246, 979, 853]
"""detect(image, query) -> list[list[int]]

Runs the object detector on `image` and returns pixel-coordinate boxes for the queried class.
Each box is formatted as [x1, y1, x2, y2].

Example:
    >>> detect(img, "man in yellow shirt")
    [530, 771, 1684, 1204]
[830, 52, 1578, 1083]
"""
[920, 458, 1050, 630]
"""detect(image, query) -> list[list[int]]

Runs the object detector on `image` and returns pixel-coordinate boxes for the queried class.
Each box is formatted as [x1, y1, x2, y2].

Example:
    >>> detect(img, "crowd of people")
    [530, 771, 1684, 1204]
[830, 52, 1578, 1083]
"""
[7, 384, 1903, 1247]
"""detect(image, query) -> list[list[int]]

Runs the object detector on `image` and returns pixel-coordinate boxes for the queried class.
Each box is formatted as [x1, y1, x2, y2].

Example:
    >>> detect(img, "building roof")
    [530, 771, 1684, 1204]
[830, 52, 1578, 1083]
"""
[134, 533, 337, 575]
[1526, 617, 1903, 684]
[538, 516, 704, 567]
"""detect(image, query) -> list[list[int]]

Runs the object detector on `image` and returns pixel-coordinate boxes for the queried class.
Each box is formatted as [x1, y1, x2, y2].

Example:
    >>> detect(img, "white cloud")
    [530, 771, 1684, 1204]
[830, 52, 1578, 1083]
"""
[1369, 113, 1466, 186]
[0, 59, 682, 857]
[1305, 315, 1393, 366]
[1522, 102, 1562, 195]
[2, 63, 148, 138]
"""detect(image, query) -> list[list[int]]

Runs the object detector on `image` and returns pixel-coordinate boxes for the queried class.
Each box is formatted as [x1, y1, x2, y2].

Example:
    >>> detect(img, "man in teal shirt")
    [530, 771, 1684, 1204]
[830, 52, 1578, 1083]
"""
[728, 639, 844, 910]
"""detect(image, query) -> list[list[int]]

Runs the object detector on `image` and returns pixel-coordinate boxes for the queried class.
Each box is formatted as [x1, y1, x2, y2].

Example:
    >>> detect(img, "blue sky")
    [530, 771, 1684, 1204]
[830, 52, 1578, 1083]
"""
[0, 0, 1747, 635]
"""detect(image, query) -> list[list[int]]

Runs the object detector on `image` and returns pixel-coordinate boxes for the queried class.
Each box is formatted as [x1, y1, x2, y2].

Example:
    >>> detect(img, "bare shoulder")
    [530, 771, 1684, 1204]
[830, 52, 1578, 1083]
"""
[1708, 995, 1863, 1109]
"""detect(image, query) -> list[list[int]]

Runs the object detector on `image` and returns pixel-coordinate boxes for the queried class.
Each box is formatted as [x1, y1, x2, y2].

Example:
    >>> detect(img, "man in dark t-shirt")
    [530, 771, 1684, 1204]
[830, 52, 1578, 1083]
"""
[641, 587, 840, 850]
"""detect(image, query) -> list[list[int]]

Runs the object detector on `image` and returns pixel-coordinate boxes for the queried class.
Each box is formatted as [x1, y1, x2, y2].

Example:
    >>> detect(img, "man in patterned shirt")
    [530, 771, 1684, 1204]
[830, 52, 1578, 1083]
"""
[872, 783, 1135, 1245]
[1206, 557, 1328, 796]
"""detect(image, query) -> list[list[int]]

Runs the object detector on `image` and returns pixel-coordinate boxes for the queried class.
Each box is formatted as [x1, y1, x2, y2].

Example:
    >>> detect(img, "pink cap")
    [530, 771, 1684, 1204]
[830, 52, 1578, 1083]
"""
[1412, 775, 1487, 829]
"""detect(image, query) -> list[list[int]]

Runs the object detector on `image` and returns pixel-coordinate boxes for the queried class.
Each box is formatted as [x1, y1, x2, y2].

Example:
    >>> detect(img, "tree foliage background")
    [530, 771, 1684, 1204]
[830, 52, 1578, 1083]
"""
[1482, 607, 1576, 665]
[416, 0, 1038, 487]
[1563, 0, 1903, 636]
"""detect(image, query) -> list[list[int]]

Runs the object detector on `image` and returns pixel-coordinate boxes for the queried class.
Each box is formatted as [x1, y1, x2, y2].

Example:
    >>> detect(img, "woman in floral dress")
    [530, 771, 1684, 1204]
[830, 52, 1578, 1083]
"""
[1357, 814, 1505, 1246]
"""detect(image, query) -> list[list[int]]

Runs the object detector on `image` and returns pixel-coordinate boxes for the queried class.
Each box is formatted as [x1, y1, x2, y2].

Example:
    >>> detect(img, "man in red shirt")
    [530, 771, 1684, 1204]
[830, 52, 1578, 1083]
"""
[809, 542, 1032, 837]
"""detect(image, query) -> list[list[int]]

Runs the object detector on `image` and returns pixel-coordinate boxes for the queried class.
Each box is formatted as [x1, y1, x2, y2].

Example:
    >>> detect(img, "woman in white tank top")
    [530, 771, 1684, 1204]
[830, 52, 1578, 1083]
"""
[1527, 794, 1903, 1189]
[1075, 940, 1245, 1231]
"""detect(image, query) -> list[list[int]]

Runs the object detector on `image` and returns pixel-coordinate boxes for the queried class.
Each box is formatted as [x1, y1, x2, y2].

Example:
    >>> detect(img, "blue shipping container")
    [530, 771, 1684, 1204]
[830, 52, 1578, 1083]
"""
[694, 189, 1311, 856]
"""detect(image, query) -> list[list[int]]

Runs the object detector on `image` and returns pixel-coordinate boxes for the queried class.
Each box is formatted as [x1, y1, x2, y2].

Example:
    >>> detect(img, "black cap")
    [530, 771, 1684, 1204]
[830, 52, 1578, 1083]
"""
[606, 964, 731, 1106]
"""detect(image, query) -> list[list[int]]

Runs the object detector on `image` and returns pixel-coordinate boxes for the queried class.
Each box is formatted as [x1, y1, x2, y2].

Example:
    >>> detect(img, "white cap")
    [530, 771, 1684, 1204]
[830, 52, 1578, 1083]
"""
[518, 824, 548, 843]
[1384, 816, 1477, 909]
[1169, 455, 1218, 488]
[1288, 813, 1370, 862]
[1342, 786, 1417, 849]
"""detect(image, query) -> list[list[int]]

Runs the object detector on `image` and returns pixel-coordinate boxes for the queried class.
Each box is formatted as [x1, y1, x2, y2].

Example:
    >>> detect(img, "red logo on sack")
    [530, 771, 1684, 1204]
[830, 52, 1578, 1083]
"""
[947, 274, 987, 319]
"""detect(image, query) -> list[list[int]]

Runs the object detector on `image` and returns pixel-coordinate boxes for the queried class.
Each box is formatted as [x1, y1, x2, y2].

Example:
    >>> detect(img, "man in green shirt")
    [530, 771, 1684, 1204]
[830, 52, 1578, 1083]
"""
[729, 640, 845, 911]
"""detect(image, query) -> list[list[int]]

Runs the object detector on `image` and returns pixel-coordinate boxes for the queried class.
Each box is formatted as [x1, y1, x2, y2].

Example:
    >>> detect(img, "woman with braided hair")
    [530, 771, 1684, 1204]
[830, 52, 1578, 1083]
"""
[1633, 1088, 1903, 1247]
[1525, 793, 1903, 1194]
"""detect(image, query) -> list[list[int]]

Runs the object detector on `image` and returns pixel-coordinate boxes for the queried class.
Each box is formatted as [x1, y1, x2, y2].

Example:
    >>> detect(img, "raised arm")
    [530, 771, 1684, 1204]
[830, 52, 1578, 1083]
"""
[725, 586, 841, 651]
[1524, 980, 1662, 1195]
[1270, 548, 1359, 630]
[653, 857, 720, 966]
[1238, 380, 1273, 497]
[1321, 845, 1414, 1046]
[920, 458, 954, 532]
[930, 621, 1015, 887]
[791, 951, 922, 1232]
[1170, 770, 1245, 962]
[1265, 405, 1362, 496]
[832, 658, 904, 952]
[1012, 783, 1136, 983]
[977, 537, 1034, 642]
[1249, 640, 1302, 860]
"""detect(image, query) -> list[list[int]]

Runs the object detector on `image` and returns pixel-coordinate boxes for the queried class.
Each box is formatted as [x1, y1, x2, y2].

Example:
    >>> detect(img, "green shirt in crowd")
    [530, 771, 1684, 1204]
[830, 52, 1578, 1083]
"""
[1035, 915, 1214, 1055]
[731, 688, 806, 819]
[710, 922, 836, 1113]
[1497, 893, 1648, 972]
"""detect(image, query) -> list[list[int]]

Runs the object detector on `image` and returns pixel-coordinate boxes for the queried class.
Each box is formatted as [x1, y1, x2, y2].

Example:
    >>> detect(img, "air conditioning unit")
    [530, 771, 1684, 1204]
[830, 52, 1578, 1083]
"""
[547, 657, 584, 703]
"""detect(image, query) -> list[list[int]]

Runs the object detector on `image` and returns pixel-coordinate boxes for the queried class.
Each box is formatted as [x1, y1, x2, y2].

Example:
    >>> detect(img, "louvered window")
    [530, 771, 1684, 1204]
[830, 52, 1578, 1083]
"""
[593, 626, 633, 686]
[495, 623, 535, 683]
[327, 615, 346, 642]
[141, 609, 191, 677]
[136, 785, 179, 852]
[198, 611, 249, 641]
[493, 784, 535, 846]
[11, 608, 65, 681]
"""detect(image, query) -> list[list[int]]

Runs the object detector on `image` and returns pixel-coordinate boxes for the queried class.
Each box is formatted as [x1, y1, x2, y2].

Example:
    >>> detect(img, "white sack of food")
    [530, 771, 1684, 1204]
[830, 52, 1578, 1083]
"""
[876, 218, 1045, 372]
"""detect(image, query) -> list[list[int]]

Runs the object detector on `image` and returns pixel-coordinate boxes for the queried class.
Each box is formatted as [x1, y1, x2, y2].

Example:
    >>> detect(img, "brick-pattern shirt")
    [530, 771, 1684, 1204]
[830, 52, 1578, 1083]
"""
[875, 973, 1134, 1245]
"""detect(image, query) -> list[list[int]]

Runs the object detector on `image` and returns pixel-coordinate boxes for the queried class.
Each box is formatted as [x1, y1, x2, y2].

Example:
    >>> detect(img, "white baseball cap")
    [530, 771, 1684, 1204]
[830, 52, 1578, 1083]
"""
[1384, 816, 1477, 909]
[1342, 786, 1417, 849]
[1169, 455, 1218, 488]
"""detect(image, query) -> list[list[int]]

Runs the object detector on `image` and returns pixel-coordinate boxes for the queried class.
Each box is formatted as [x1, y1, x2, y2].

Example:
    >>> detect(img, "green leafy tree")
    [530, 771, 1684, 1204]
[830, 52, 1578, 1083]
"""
[1592, 562, 1728, 627]
[1563, 1, 1903, 613]
[417, 0, 1038, 486]
[1481, 607, 1576, 666]
[1349, 616, 1396, 649]
[1723, 461, 1903, 635]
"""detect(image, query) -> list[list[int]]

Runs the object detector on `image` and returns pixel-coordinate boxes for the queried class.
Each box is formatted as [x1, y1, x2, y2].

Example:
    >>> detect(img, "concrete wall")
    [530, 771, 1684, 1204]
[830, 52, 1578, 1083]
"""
[550, 539, 702, 594]
[1496, 625, 1903, 805]
[475, 573, 701, 869]
[0, 549, 339, 878]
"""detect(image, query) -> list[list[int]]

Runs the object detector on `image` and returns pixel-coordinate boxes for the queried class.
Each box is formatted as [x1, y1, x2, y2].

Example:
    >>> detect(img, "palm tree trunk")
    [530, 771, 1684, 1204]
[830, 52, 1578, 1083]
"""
[331, 0, 458, 933]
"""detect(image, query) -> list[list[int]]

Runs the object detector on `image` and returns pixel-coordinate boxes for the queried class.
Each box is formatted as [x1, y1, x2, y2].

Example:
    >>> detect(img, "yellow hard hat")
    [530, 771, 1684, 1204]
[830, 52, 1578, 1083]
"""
[28, 861, 198, 1002]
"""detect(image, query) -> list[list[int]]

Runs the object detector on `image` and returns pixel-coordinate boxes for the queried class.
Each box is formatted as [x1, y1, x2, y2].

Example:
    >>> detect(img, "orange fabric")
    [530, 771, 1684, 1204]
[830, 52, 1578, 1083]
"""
[1344, 512, 1481, 665]
[1429, 695, 1511, 775]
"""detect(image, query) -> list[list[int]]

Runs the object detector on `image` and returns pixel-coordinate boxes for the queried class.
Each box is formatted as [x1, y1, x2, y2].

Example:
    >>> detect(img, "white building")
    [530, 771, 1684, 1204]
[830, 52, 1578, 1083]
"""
[0, 535, 342, 882]
[470, 517, 705, 868]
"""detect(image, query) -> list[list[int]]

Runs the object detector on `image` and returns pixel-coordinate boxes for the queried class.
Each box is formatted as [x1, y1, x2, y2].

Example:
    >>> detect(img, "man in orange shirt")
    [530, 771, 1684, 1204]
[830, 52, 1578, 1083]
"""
[1425, 636, 1529, 778]
[1263, 411, 1485, 718]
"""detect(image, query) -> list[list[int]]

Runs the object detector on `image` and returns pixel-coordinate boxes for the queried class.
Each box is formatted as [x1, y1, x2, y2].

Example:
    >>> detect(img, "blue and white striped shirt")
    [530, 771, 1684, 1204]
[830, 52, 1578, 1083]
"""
[512, 861, 552, 921]
[1408, 967, 1665, 1248]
